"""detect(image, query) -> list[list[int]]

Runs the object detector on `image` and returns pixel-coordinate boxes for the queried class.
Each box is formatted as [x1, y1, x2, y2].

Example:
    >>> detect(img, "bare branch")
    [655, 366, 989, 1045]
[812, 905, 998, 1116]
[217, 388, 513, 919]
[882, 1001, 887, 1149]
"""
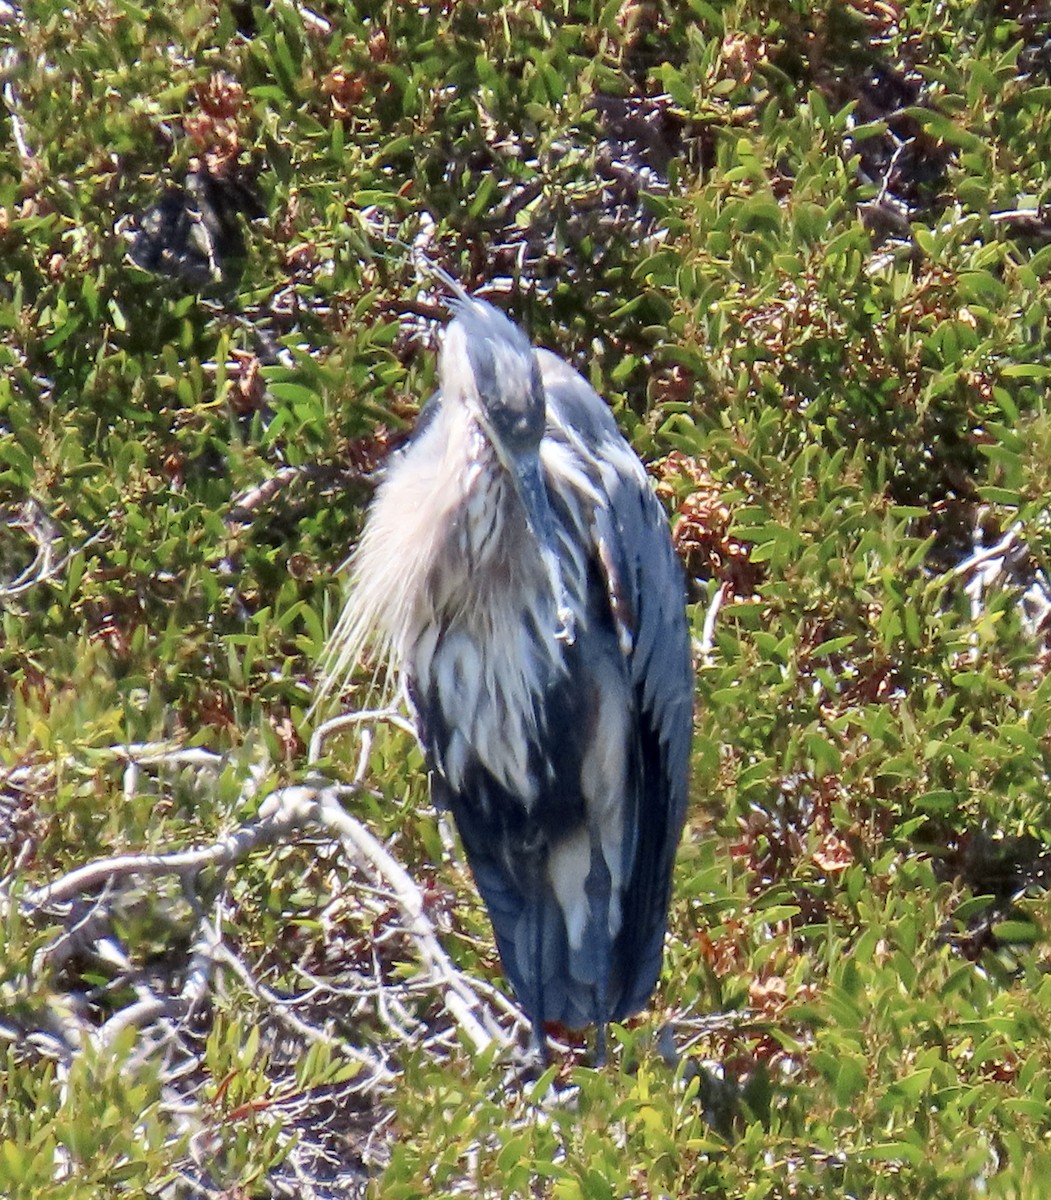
[17, 768, 512, 1059]
[696, 580, 726, 666]
[21, 785, 319, 910]
[308, 706, 418, 765]
[4, 711, 524, 1200]
[311, 788, 510, 1055]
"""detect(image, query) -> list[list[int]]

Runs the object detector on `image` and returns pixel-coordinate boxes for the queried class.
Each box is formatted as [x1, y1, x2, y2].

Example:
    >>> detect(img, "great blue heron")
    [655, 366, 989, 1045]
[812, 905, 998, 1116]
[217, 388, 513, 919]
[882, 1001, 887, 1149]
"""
[320, 275, 692, 1061]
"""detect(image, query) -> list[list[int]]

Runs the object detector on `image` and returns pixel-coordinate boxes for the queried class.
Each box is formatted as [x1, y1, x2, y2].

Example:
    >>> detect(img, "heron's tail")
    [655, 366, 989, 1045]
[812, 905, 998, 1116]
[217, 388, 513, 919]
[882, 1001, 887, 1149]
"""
[469, 855, 591, 1028]
[457, 831, 640, 1044]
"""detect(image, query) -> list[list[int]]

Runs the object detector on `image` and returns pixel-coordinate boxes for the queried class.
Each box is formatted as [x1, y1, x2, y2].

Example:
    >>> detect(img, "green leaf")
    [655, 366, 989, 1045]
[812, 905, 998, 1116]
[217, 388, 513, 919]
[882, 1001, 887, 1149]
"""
[1000, 363, 1051, 379]
[991, 920, 1040, 944]
[856, 1141, 925, 1166]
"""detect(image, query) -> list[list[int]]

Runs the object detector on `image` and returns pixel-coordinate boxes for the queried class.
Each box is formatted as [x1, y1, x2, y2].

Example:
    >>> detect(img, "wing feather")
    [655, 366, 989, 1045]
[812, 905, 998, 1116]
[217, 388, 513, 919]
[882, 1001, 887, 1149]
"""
[539, 350, 693, 1019]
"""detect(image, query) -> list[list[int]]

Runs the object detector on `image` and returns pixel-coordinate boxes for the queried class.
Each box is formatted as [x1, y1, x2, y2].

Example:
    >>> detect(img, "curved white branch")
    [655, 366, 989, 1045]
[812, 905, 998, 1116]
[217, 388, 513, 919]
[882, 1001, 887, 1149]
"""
[21, 786, 318, 911]
[16, 774, 510, 1059]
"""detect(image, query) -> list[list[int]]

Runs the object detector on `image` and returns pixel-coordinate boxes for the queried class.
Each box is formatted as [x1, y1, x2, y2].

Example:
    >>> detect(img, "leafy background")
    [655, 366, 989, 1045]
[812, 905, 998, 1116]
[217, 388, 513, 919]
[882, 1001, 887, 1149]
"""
[3, 0, 1051, 1196]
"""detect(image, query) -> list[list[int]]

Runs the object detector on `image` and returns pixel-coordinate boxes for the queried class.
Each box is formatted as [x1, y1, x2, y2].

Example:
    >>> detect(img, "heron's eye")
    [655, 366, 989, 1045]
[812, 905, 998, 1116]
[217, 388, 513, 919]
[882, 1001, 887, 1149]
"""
[484, 392, 545, 454]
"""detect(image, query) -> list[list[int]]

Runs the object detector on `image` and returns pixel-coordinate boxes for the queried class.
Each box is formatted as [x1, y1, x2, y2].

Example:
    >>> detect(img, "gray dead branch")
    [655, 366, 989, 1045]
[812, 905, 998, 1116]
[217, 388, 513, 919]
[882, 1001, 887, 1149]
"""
[946, 514, 1051, 643]
[1, 716, 522, 1197]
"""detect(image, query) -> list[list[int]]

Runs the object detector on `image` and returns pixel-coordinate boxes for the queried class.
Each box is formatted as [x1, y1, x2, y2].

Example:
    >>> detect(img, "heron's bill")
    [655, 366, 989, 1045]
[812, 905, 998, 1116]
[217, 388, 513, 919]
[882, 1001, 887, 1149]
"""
[512, 455, 576, 646]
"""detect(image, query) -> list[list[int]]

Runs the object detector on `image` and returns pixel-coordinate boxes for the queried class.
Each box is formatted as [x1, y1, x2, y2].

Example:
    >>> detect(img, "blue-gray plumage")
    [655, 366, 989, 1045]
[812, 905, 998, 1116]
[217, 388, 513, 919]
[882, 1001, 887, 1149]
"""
[320, 280, 692, 1061]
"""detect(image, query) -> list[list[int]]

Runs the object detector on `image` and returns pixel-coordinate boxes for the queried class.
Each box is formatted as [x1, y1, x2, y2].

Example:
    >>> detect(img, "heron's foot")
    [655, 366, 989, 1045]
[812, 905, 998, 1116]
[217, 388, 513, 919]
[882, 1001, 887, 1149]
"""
[498, 1028, 550, 1088]
[529, 1017, 551, 1067]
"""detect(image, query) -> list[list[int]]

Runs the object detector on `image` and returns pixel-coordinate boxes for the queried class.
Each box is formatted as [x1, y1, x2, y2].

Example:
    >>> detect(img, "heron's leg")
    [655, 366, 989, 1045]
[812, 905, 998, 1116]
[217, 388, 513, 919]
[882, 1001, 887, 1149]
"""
[584, 831, 614, 1067]
[594, 1021, 607, 1067]
[530, 1014, 550, 1065]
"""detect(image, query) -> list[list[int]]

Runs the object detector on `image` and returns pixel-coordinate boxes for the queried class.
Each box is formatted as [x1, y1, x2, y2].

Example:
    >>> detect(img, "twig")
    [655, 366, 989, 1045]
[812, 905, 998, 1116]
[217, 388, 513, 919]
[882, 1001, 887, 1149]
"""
[121, 742, 224, 804]
[33, 890, 116, 975]
[277, 0, 332, 35]
[949, 522, 1024, 626]
[211, 938, 395, 1084]
[21, 784, 319, 910]
[949, 522, 1023, 579]
[2, 83, 32, 167]
[934, 517, 1051, 656]
[113, 742, 226, 769]
[180, 901, 225, 1019]
[308, 706, 418, 765]
[226, 465, 365, 527]
[1, 499, 57, 595]
[874, 135, 915, 209]
[988, 207, 1051, 239]
[697, 580, 726, 665]
[312, 788, 508, 1055]
[97, 996, 174, 1048]
[0, 516, 109, 603]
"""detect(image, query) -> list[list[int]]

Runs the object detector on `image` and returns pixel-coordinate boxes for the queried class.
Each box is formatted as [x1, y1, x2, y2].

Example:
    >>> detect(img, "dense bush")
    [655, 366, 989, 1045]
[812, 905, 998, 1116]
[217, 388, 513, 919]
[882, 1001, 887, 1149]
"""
[2, 1, 1051, 1196]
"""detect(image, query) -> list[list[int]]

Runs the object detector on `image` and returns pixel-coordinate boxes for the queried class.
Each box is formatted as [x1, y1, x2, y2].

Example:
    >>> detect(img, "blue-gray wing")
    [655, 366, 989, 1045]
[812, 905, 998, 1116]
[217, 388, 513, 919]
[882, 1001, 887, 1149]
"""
[537, 349, 693, 1018]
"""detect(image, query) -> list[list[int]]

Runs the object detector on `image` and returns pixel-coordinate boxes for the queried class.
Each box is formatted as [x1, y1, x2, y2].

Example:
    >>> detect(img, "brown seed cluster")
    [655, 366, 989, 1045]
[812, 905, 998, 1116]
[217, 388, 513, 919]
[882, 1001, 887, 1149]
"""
[655, 451, 762, 597]
[321, 65, 367, 118]
[341, 427, 399, 478]
[321, 31, 393, 121]
[184, 72, 247, 173]
[615, 0, 662, 42]
[720, 32, 768, 85]
[227, 349, 266, 415]
[843, 0, 903, 41]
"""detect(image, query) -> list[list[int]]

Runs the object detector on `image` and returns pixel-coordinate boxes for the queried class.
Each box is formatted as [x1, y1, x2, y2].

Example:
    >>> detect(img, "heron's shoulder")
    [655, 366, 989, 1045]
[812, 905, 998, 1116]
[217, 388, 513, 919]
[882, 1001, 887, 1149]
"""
[534, 349, 620, 442]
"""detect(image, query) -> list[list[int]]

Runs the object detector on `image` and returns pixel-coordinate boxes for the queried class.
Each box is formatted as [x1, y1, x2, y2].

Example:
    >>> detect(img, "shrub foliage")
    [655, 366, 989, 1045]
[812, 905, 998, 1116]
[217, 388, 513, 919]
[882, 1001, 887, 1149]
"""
[2, 0, 1051, 1196]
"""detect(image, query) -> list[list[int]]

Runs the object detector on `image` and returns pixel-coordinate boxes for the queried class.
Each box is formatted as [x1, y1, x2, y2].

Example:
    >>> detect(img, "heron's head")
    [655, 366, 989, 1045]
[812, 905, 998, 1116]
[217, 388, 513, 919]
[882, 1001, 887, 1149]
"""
[438, 296, 575, 643]
[439, 296, 545, 460]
